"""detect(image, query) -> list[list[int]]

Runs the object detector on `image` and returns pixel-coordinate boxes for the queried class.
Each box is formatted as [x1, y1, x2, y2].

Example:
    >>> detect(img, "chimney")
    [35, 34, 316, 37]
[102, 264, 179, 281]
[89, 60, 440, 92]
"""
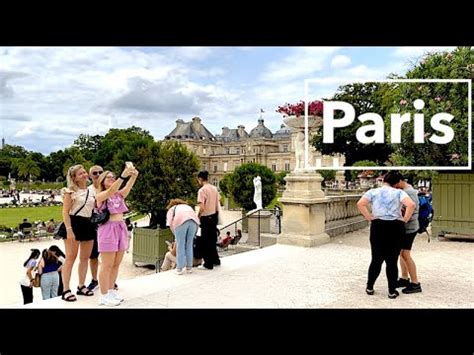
[176, 119, 184, 127]
[237, 125, 246, 136]
[222, 127, 230, 136]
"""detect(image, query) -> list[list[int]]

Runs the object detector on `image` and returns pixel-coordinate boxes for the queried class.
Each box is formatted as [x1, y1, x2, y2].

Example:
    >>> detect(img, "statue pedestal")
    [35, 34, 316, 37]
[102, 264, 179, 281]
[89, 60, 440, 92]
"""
[278, 171, 330, 247]
[247, 210, 273, 245]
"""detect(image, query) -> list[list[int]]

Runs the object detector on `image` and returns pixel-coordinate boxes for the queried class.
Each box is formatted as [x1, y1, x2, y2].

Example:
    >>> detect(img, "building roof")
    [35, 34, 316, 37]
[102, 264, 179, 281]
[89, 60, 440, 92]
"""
[249, 119, 273, 139]
[273, 124, 291, 139]
[215, 125, 249, 142]
[165, 117, 215, 140]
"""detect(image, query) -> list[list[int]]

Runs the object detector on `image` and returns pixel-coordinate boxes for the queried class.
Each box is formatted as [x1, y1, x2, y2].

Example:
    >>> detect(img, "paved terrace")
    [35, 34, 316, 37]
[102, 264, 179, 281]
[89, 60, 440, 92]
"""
[17, 226, 473, 309]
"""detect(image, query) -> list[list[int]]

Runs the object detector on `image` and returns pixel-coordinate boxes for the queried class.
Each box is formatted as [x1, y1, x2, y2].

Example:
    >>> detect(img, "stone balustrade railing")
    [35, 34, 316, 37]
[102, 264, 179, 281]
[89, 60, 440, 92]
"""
[324, 194, 367, 237]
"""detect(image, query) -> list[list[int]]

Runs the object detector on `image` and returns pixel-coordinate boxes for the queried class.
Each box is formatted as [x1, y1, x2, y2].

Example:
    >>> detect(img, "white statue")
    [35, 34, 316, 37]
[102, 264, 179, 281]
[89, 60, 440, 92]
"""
[294, 132, 305, 171]
[253, 176, 262, 210]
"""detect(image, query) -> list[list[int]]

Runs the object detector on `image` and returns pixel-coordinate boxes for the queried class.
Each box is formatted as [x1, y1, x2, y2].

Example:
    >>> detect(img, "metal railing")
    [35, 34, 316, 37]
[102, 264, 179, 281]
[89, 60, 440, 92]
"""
[218, 208, 282, 247]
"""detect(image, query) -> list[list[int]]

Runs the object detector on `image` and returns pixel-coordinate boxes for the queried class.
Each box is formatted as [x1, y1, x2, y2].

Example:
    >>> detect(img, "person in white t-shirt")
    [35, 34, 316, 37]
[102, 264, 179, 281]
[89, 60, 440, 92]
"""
[19, 249, 40, 305]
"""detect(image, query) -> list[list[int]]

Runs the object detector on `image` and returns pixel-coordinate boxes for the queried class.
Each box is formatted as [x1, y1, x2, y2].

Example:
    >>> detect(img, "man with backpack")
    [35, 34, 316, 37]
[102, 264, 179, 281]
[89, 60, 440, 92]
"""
[395, 175, 422, 294]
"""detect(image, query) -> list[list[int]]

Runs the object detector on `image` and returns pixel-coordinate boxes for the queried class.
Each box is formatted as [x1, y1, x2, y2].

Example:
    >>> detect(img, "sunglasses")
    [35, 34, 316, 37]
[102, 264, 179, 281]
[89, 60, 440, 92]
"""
[92, 171, 103, 176]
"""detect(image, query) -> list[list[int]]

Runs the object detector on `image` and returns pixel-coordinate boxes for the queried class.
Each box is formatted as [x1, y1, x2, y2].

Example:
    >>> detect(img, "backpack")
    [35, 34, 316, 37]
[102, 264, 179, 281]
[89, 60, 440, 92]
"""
[417, 194, 433, 240]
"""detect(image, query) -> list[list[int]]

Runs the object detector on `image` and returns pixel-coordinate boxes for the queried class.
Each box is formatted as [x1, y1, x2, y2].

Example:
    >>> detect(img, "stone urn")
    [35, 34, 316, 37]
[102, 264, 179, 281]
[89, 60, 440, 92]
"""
[283, 115, 323, 171]
[283, 115, 323, 131]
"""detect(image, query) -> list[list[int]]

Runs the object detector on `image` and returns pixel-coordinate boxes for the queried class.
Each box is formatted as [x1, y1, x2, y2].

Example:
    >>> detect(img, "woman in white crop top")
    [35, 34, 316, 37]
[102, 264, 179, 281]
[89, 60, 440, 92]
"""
[60, 164, 97, 302]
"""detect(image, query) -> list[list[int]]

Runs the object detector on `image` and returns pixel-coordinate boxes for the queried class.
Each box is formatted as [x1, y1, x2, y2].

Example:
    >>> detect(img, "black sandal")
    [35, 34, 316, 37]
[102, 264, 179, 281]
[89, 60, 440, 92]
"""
[77, 285, 94, 296]
[62, 290, 77, 302]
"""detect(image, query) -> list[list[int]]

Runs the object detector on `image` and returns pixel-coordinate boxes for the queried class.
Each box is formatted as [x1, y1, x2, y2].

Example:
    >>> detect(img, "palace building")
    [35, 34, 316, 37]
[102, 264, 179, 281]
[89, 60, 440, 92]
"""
[164, 114, 340, 186]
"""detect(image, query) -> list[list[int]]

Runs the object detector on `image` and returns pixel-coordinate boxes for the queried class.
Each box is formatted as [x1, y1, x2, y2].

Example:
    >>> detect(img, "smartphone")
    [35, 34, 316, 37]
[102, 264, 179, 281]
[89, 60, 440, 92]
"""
[165, 240, 172, 246]
[125, 161, 134, 169]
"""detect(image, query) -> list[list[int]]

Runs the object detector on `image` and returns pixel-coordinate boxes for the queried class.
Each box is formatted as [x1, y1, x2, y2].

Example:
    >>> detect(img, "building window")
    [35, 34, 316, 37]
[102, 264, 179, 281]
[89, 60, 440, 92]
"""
[284, 161, 290, 171]
[214, 165, 218, 173]
[211, 149, 215, 155]
[203, 148, 207, 154]
[203, 164, 207, 171]
[236, 147, 240, 155]
[225, 148, 230, 155]
[223, 162, 228, 172]
[212, 178, 218, 186]
[283, 144, 288, 152]
[272, 161, 277, 172]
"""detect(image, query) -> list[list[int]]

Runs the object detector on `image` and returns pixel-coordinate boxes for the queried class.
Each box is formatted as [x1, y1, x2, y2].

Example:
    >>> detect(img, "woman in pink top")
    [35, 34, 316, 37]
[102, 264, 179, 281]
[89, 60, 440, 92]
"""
[95, 166, 138, 306]
[166, 199, 200, 275]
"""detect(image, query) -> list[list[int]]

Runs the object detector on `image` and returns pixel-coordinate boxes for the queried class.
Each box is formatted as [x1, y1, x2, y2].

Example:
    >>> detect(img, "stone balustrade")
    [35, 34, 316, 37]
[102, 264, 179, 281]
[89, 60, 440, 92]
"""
[324, 195, 367, 237]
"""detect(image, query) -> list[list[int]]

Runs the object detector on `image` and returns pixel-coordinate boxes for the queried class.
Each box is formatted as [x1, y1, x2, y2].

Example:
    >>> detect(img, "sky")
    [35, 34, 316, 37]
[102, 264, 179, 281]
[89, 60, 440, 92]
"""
[0, 46, 455, 155]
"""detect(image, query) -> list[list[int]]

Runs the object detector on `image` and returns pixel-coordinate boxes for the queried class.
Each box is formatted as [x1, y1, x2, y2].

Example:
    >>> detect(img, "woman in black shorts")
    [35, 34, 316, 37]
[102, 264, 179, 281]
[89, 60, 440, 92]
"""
[60, 164, 97, 302]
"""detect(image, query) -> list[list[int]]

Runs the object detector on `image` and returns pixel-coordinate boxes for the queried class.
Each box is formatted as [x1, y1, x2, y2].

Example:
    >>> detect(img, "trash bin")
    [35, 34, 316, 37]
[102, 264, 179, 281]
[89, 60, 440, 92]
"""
[132, 227, 174, 272]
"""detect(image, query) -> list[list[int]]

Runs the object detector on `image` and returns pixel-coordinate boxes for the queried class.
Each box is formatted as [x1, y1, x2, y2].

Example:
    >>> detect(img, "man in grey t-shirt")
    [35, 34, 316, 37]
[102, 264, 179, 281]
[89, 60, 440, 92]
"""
[395, 176, 422, 294]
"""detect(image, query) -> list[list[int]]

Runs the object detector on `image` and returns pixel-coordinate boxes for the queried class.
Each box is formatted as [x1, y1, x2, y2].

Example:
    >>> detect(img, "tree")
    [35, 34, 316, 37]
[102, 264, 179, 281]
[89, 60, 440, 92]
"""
[389, 47, 473, 171]
[73, 134, 104, 162]
[275, 171, 287, 187]
[128, 140, 201, 228]
[11, 157, 41, 181]
[62, 147, 92, 176]
[94, 126, 155, 172]
[0, 144, 29, 178]
[317, 170, 336, 185]
[312, 82, 396, 166]
[219, 173, 234, 197]
[45, 150, 69, 182]
[350, 160, 378, 181]
[229, 163, 276, 210]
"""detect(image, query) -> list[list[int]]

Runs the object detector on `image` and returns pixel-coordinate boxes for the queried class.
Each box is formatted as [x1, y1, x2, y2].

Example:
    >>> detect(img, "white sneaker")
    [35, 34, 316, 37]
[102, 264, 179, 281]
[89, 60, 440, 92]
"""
[110, 290, 124, 302]
[197, 265, 212, 270]
[175, 268, 183, 275]
[186, 268, 193, 274]
[98, 294, 120, 307]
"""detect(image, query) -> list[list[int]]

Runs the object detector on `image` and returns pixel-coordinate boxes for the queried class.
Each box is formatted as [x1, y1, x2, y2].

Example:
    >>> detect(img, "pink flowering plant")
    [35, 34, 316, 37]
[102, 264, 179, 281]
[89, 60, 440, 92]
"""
[276, 100, 324, 117]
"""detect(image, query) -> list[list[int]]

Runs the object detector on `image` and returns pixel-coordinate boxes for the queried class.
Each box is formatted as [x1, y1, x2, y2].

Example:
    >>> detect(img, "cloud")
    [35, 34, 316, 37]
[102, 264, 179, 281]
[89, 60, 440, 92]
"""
[111, 77, 204, 114]
[0, 70, 29, 97]
[168, 47, 214, 61]
[14, 122, 40, 138]
[330, 55, 351, 69]
[259, 47, 340, 82]
[1, 114, 31, 122]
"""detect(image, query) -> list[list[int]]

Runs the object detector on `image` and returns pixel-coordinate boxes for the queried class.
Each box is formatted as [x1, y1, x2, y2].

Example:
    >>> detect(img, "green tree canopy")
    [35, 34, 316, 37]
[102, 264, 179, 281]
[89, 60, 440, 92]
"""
[94, 126, 155, 173]
[128, 140, 201, 228]
[350, 160, 378, 181]
[219, 173, 233, 198]
[312, 82, 396, 166]
[229, 163, 276, 210]
[389, 47, 473, 169]
[11, 157, 41, 181]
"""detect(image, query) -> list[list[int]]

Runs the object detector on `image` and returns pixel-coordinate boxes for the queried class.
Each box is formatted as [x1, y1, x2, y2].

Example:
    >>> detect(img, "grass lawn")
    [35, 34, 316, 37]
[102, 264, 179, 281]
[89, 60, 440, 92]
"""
[0, 207, 146, 229]
[0, 206, 63, 228]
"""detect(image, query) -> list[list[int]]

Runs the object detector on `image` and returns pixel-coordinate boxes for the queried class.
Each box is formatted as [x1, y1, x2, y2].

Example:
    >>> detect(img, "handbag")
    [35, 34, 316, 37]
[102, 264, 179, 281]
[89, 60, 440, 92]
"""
[32, 273, 41, 288]
[91, 199, 110, 226]
[54, 189, 90, 239]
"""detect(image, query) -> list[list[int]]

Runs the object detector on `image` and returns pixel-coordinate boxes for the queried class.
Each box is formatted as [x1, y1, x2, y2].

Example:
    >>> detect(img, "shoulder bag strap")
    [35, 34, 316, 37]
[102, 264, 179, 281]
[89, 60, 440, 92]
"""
[72, 188, 90, 216]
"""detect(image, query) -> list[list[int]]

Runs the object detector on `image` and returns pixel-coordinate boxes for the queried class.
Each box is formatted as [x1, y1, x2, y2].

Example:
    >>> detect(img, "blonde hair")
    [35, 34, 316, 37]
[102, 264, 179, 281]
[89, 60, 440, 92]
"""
[166, 199, 189, 210]
[97, 170, 114, 193]
[64, 164, 86, 193]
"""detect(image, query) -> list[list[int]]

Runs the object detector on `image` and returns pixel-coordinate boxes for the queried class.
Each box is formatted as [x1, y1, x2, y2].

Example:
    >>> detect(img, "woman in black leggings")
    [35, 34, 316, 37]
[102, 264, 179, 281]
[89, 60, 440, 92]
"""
[357, 172, 415, 299]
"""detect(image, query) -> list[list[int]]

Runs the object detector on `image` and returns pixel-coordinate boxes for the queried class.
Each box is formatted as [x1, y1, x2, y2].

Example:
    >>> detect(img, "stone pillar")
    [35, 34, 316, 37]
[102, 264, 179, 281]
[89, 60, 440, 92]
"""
[247, 210, 272, 245]
[278, 171, 330, 247]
